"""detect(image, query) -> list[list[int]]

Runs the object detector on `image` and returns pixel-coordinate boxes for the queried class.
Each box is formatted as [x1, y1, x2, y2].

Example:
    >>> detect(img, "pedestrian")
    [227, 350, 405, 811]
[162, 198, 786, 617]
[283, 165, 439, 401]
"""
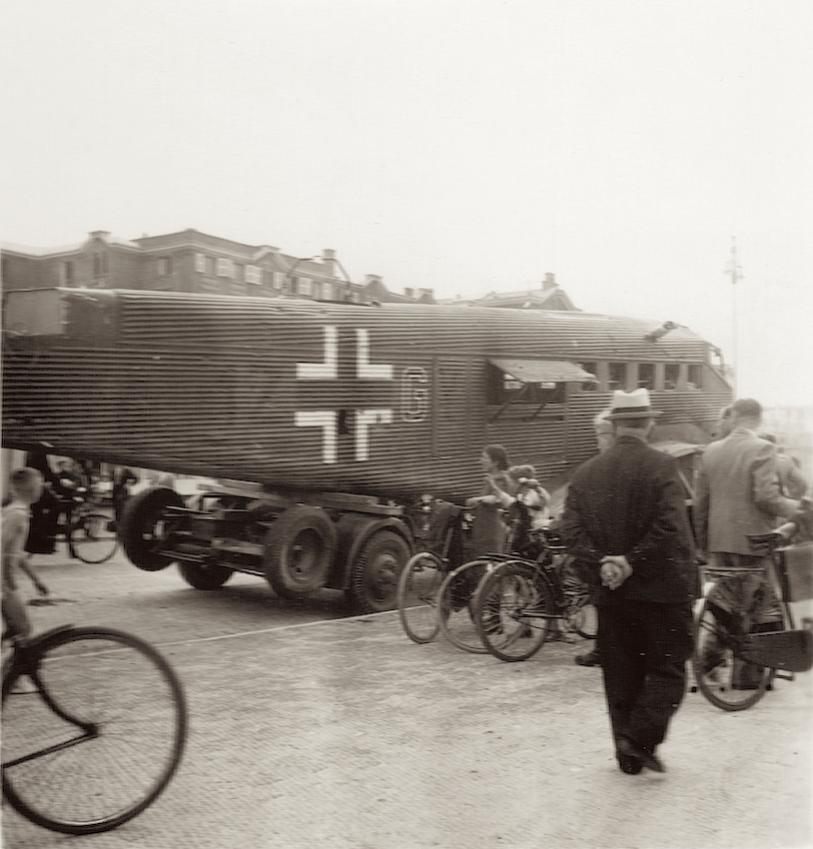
[465, 444, 515, 555]
[694, 399, 803, 684]
[561, 388, 696, 774]
[2, 468, 47, 640]
[112, 467, 139, 525]
[714, 405, 734, 440]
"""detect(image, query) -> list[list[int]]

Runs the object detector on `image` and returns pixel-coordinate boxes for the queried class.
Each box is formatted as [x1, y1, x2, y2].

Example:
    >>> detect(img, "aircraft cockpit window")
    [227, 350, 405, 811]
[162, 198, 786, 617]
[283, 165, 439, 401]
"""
[608, 362, 627, 391]
[664, 363, 680, 390]
[638, 363, 655, 390]
[579, 362, 598, 391]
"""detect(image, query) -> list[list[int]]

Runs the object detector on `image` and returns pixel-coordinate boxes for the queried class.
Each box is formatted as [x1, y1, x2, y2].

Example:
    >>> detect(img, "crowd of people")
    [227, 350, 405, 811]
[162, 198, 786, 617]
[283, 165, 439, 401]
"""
[3, 390, 811, 780]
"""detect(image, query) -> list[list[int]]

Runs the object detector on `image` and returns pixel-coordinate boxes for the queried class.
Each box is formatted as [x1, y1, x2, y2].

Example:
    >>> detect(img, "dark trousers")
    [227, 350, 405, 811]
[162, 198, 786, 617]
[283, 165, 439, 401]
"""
[598, 600, 693, 753]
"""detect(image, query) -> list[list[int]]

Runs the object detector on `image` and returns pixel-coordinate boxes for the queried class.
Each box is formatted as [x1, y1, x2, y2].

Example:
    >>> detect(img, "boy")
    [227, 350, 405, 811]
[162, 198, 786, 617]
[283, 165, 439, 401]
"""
[2, 468, 47, 639]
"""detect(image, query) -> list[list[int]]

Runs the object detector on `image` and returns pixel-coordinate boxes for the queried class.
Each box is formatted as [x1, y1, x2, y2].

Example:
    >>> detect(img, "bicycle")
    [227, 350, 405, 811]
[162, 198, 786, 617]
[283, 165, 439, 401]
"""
[690, 531, 813, 711]
[472, 529, 598, 662]
[2, 624, 188, 834]
[57, 489, 119, 564]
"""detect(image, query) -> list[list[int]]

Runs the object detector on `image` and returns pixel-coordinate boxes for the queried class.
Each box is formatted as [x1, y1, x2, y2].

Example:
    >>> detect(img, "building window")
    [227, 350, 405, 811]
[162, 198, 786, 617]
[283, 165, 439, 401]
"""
[297, 276, 312, 296]
[60, 261, 74, 286]
[638, 363, 655, 390]
[93, 253, 102, 277]
[664, 364, 680, 390]
[687, 364, 703, 389]
[157, 257, 173, 277]
[245, 264, 262, 285]
[216, 258, 234, 278]
[320, 282, 333, 301]
[195, 253, 207, 273]
[608, 362, 627, 390]
[272, 272, 286, 289]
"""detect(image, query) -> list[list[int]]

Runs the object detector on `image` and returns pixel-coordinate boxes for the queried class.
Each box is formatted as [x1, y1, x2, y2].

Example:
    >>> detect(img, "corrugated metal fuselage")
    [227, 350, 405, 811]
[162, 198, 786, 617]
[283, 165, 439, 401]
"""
[2, 289, 731, 503]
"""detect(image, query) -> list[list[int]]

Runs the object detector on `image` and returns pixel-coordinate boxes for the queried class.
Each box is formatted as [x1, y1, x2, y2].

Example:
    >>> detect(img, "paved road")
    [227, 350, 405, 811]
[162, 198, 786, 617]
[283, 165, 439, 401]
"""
[3, 549, 812, 849]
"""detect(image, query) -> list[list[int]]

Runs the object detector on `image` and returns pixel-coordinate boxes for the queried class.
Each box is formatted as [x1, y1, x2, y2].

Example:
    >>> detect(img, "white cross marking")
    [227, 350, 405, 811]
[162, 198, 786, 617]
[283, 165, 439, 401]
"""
[296, 326, 338, 380]
[356, 329, 393, 380]
[295, 411, 337, 464]
[355, 408, 393, 461]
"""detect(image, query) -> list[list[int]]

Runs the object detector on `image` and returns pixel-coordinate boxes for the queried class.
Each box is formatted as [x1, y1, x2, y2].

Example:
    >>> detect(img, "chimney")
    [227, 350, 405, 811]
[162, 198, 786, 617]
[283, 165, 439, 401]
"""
[404, 287, 415, 299]
[543, 272, 556, 290]
[90, 230, 111, 243]
[417, 287, 435, 304]
[321, 248, 336, 275]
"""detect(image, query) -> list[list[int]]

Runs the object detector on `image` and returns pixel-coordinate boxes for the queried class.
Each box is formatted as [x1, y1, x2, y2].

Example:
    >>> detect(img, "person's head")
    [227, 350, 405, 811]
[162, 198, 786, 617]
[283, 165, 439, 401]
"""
[480, 444, 510, 473]
[606, 389, 661, 440]
[9, 467, 44, 504]
[730, 398, 762, 430]
[593, 408, 614, 453]
[716, 405, 734, 439]
[508, 464, 536, 484]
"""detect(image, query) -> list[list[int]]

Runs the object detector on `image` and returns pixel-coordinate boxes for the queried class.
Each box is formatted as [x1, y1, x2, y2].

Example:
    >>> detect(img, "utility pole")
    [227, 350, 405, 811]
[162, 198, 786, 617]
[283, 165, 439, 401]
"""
[725, 236, 743, 394]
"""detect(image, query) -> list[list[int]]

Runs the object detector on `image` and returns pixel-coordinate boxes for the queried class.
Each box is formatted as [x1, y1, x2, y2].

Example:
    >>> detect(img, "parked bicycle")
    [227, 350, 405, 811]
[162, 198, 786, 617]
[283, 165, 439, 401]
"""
[691, 525, 813, 711]
[57, 488, 119, 564]
[471, 529, 598, 662]
[2, 625, 187, 834]
[396, 500, 513, 652]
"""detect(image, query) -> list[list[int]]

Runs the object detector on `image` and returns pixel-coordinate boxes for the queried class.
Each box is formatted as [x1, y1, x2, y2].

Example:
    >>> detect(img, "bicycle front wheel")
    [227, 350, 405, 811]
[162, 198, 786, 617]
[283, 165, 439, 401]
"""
[2, 627, 187, 835]
[475, 561, 556, 661]
[70, 512, 119, 564]
[436, 559, 499, 653]
[691, 595, 772, 711]
[397, 552, 445, 644]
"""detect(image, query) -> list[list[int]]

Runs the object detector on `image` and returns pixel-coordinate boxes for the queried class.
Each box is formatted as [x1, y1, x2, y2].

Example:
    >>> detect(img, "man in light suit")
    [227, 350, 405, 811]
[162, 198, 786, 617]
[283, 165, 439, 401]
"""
[694, 398, 802, 669]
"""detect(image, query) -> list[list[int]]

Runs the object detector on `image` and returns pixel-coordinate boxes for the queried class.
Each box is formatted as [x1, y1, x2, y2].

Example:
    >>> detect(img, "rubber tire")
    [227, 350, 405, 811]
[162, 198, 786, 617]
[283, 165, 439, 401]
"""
[119, 487, 185, 571]
[436, 559, 497, 654]
[178, 562, 233, 590]
[475, 560, 555, 662]
[1, 626, 187, 835]
[70, 512, 119, 564]
[397, 552, 445, 644]
[691, 594, 773, 712]
[347, 530, 411, 614]
[263, 506, 337, 599]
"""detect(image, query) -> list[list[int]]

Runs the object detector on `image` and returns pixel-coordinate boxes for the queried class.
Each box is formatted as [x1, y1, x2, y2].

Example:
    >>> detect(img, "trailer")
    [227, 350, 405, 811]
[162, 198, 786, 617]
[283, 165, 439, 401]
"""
[2, 288, 731, 611]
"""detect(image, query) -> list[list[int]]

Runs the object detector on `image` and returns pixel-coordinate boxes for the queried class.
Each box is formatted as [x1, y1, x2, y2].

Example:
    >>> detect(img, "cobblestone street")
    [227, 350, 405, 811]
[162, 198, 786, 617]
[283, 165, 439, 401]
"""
[2, 553, 812, 849]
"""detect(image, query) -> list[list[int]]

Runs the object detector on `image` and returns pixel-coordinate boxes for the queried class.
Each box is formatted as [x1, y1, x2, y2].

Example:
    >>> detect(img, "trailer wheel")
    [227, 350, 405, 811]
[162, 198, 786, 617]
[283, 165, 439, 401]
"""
[347, 530, 411, 614]
[263, 506, 337, 598]
[120, 487, 184, 571]
[178, 562, 233, 590]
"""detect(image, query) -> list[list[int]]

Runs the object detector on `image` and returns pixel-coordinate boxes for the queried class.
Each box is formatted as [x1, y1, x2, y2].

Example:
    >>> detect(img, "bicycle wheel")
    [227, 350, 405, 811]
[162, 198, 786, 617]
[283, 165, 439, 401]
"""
[475, 560, 556, 661]
[691, 595, 772, 711]
[397, 552, 445, 644]
[2, 627, 187, 835]
[70, 512, 119, 564]
[566, 600, 598, 640]
[436, 559, 498, 653]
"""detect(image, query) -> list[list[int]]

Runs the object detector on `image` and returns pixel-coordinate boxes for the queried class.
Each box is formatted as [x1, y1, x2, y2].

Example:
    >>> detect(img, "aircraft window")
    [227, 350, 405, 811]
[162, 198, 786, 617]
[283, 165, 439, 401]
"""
[580, 362, 598, 391]
[664, 363, 680, 390]
[638, 363, 655, 390]
[687, 364, 703, 389]
[487, 363, 565, 405]
[608, 362, 626, 390]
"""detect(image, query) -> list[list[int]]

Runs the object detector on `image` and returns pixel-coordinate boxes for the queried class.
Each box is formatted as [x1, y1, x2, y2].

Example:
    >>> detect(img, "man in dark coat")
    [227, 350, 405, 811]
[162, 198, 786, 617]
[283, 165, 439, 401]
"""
[561, 389, 696, 775]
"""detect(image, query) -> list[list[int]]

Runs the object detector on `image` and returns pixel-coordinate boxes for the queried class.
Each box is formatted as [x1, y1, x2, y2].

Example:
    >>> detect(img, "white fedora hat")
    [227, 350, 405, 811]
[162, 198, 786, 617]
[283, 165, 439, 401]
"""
[606, 388, 663, 420]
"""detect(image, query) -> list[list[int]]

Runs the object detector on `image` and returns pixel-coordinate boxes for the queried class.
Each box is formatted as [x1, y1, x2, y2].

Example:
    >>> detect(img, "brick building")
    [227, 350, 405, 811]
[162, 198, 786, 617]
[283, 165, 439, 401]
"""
[0, 229, 430, 305]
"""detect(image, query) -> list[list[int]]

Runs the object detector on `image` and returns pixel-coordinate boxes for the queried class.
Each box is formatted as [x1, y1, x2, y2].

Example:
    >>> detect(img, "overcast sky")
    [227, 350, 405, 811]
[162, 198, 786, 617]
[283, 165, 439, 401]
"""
[2, 0, 811, 407]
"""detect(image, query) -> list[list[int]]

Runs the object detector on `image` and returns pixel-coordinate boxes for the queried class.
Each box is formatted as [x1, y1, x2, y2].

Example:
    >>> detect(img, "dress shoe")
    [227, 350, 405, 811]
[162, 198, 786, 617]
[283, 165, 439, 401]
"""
[575, 648, 600, 667]
[616, 754, 643, 775]
[616, 736, 665, 773]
